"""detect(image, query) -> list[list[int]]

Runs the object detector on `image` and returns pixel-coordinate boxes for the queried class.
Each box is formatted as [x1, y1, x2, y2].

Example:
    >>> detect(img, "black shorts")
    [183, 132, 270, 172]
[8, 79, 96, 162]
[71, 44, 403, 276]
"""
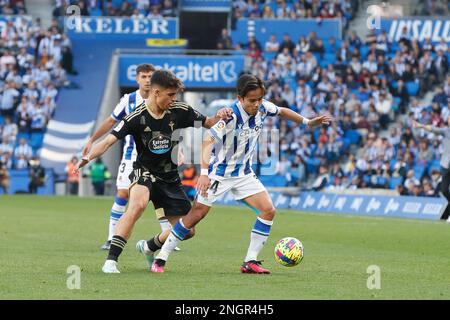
[129, 166, 191, 217]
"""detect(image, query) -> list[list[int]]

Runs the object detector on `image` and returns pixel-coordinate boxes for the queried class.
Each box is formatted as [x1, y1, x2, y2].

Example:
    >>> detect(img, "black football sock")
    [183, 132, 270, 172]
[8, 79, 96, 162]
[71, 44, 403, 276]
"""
[146, 233, 163, 252]
[107, 235, 127, 261]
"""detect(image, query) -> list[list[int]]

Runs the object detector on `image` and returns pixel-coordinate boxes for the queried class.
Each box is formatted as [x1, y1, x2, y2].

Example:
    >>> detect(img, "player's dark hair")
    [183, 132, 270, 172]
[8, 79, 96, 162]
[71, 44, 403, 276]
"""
[151, 70, 184, 90]
[136, 63, 155, 75]
[236, 74, 265, 97]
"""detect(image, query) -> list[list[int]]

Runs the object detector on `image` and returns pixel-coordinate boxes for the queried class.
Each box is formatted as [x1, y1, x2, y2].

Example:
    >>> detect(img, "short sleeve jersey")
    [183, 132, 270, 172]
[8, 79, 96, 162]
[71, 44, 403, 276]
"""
[111, 101, 206, 182]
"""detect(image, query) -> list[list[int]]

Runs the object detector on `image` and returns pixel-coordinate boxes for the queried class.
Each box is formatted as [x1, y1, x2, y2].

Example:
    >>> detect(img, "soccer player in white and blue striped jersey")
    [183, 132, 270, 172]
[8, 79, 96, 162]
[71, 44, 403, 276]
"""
[150, 74, 332, 273]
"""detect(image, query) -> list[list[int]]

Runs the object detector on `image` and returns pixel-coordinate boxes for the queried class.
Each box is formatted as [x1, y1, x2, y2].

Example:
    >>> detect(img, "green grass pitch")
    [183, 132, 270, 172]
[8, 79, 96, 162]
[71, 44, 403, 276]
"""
[1, 195, 450, 299]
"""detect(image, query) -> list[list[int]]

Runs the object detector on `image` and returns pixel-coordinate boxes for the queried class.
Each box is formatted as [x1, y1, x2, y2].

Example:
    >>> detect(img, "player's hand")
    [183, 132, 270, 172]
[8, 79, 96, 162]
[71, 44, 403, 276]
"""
[309, 115, 333, 127]
[73, 156, 90, 174]
[82, 139, 93, 156]
[196, 175, 211, 198]
[216, 108, 233, 120]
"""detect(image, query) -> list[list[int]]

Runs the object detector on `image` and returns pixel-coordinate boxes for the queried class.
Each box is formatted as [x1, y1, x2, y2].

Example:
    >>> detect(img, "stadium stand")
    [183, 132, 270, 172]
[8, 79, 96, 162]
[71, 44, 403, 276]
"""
[52, 0, 179, 17]
[0, 0, 26, 15]
[233, 2, 449, 197]
[1, 1, 449, 199]
[0, 13, 75, 193]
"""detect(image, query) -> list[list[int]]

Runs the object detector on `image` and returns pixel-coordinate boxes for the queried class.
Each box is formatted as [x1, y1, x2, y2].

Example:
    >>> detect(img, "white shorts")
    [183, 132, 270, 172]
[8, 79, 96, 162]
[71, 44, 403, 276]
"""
[196, 174, 267, 207]
[116, 159, 134, 190]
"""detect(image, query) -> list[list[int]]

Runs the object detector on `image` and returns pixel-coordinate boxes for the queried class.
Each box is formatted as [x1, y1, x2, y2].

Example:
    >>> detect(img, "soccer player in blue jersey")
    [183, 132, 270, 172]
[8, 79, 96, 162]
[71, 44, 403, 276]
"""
[149, 74, 332, 273]
[82, 64, 178, 250]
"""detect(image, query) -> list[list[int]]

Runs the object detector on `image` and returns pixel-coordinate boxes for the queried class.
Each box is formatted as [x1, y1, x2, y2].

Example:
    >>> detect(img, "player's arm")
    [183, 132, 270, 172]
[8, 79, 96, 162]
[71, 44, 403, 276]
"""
[83, 117, 117, 156]
[196, 135, 215, 197]
[197, 116, 234, 197]
[412, 120, 446, 135]
[278, 107, 332, 128]
[74, 134, 118, 172]
[203, 108, 233, 128]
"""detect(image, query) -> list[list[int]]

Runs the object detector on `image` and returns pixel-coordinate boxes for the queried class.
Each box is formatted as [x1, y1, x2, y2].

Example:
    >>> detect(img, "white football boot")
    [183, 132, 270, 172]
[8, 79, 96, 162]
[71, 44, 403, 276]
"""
[102, 260, 120, 273]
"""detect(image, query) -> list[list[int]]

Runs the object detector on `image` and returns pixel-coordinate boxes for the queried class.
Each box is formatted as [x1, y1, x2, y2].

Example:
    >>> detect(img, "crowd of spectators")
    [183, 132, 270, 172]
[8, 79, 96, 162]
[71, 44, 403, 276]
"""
[53, 0, 179, 18]
[237, 25, 449, 196]
[0, 16, 75, 187]
[0, 0, 26, 15]
[232, 0, 359, 29]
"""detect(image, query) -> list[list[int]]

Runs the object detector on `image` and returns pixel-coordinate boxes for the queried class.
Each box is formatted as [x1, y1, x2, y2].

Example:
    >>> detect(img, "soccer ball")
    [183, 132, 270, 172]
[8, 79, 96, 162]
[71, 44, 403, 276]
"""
[274, 237, 304, 267]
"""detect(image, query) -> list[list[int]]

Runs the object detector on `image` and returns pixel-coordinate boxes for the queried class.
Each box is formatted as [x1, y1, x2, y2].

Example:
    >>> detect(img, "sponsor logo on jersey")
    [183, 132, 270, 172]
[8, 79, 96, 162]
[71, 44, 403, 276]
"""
[148, 134, 172, 154]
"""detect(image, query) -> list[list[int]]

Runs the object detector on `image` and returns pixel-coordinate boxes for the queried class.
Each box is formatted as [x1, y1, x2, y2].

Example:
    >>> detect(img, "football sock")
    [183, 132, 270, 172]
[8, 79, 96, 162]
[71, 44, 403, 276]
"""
[159, 218, 171, 232]
[108, 196, 128, 241]
[107, 235, 127, 262]
[146, 233, 163, 252]
[156, 219, 190, 261]
[244, 217, 273, 262]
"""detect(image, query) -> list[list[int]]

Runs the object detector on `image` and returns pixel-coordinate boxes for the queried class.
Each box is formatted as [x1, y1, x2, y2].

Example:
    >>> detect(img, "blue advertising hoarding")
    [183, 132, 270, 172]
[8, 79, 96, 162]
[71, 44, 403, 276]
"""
[215, 191, 447, 220]
[380, 17, 450, 43]
[231, 18, 342, 46]
[64, 17, 178, 40]
[119, 54, 245, 88]
[181, 0, 231, 12]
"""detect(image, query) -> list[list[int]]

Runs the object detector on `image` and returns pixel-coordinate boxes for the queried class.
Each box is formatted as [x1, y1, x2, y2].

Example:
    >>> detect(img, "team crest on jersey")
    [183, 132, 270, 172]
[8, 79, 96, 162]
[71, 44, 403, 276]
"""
[217, 121, 225, 130]
[168, 121, 175, 131]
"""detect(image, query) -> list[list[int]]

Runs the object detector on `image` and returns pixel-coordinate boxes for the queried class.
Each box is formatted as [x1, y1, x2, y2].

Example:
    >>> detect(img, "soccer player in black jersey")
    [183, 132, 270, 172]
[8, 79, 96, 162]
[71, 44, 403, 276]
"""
[75, 70, 232, 273]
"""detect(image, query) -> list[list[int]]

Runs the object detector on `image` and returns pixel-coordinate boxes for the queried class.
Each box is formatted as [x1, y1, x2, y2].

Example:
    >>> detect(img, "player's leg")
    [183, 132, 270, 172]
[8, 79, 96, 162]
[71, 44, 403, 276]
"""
[138, 180, 214, 273]
[149, 177, 234, 272]
[234, 176, 275, 274]
[102, 184, 149, 273]
[155, 208, 180, 251]
[102, 159, 134, 249]
[149, 202, 208, 273]
[101, 188, 129, 250]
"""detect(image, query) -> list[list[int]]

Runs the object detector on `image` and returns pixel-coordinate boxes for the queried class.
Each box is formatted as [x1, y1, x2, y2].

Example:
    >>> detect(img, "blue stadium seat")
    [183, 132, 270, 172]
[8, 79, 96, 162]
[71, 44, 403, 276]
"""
[389, 176, 403, 189]
[344, 129, 360, 145]
[360, 45, 369, 59]
[427, 160, 441, 175]
[90, 8, 103, 16]
[15, 132, 30, 145]
[273, 175, 287, 187]
[30, 132, 44, 150]
[313, 129, 320, 142]
[305, 157, 320, 175]
[0, 115, 4, 126]
[357, 91, 369, 101]
[390, 80, 398, 89]
[258, 174, 275, 187]
[312, 52, 322, 62]
[323, 52, 336, 65]
[389, 159, 397, 171]
[413, 165, 426, 180]
[406, 81, 419, 96]
[262, 51, 277, 61]
[341, 138, 351, 153]
[377, 176, 388, 186]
